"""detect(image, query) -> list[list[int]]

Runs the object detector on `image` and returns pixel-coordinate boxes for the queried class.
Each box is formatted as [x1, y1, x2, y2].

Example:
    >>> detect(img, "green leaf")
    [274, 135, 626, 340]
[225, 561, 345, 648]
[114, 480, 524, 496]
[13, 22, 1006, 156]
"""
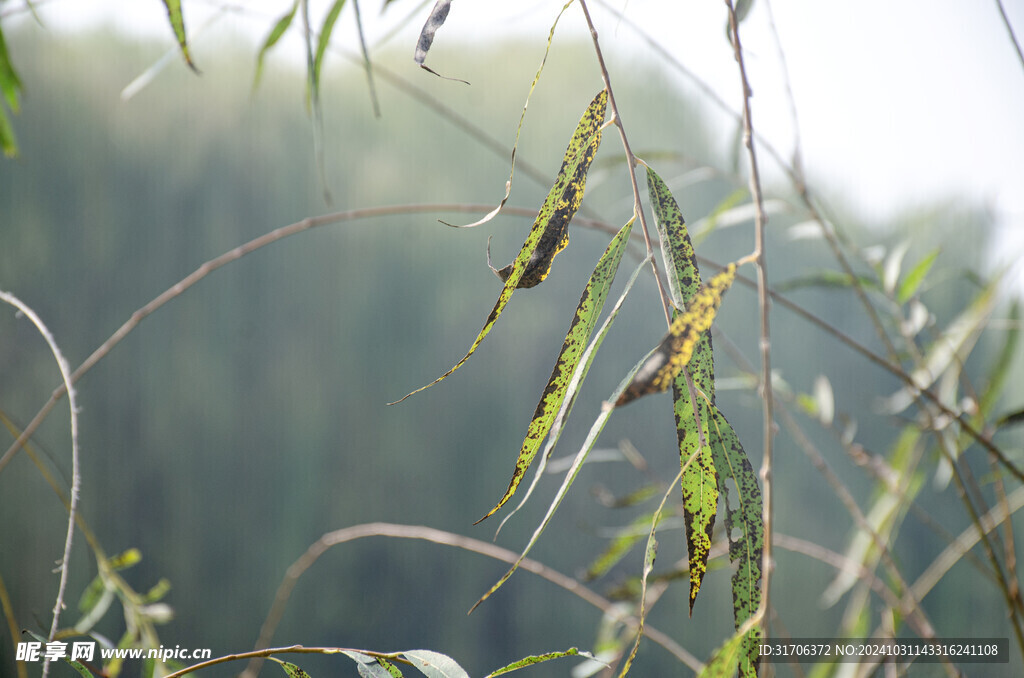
[470, 343, 659, 613]
[494, 255, 649, 537]
[478, 216, 632, 522]
[0, 105, 17, 157]
[444, 0, 577, 229]
[313, 0, 348, 101]
[485, 648, 582, 677]
[698, 620, 755, 678]
[403, 650, 469, 678]
[980, 299, 1019, 418]
[253, 0, 299, 92]
[708, 408, 763, 678]
[143, 578, 172, 603]
[68, 660, 96, 677]
[0, 22, 22, 112]
[647, 166, 722, 612]
[584, 511, 656, 581]
[897, 248, 939, 303]
[374, 658, 405, 678]
[273, 658, 313, 678]
[391, 90, 607, 404]
[618, 489, 669, 678]
[490, 90, 608, 289]
[108, 548, 142, 570]
[647, 166, 700, 309]
[616, 263, 736, 406]
[159, 0, 199, 72]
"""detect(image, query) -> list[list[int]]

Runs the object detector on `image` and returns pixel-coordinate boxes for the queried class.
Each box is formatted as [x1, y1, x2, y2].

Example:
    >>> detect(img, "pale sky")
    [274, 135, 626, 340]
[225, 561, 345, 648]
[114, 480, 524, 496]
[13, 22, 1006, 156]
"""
[16, 0, 1024, 288]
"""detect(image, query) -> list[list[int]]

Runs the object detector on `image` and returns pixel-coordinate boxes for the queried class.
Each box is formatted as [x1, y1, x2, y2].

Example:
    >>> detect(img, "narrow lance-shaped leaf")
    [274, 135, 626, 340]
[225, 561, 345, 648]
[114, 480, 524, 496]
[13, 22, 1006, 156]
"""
[491, 90, 607, 288]
[584, 510, 656, 581]
[708, 407, 763, 678]
[485, 648, 583, 677]
[897, 248, 940, 304]
[493, 254, 649, 537]
[413, 0, 467, 83]
[616, 263, 736, 407]
[0, 19, 23, 156]
[273, 658, 312, 678]
[159, 0, 199, 72]
[390, 90, 607, 404]
[444, 0, 575, 229]
[253, 0, 300, 92]
[470, 344, 658, 613]
[647, 167, 718, 612]
[313, 0, 348, 102]
[477, 215, 630, 522]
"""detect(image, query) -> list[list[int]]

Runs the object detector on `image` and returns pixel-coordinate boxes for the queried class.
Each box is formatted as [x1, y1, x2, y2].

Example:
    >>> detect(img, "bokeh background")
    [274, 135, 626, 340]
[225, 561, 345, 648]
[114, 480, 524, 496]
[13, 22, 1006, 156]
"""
[2, 2, 1023, 676]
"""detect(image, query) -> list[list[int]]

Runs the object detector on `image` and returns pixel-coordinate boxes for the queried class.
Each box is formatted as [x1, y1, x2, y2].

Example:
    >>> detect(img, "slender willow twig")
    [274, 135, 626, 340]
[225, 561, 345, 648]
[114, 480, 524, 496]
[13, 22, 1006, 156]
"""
[239, 523, 703, 678]
[0, 292, 80, 678]
[577, 0, 672, 327]
[724, 0, 777, 641]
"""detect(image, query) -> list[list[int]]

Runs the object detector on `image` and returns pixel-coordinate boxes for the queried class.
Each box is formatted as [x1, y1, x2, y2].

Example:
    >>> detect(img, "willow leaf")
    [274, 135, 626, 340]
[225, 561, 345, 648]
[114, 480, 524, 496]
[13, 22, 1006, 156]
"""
[897, 248, 939, 303]
[619, 469, 683, 678]
[413, 0, 467, 82]
[391, 91, 607, 404]
[159, 0, 198, 72]
[313, 0, 348, 99]
[470, 345, 657, 613]
[646, 166, 700, 309]
[485, 648, 582, 677]
[445, 0, 575, 229]
[585, 511, 656, 581]
[647, 166, 719, 612]
[708, 407, 762, 678]
[697, 620, 755, 678]
[253, 0, 299, 92]
[273, 659, 312, 678]
[491, 89, 607, 288]
[616, 263, 736, 407]
[403, 650, 469, 678]
[494, 254, 649, 537]
[375, 658, 404, 678]
[0, 106, 16, 157]
[478, 215, 630, 522]
[0, 23, 21, 113]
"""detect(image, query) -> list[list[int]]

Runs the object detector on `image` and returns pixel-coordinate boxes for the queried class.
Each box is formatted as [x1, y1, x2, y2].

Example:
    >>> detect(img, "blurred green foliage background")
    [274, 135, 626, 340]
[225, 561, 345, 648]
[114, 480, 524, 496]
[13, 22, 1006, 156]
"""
[1, 18, 1022, 678]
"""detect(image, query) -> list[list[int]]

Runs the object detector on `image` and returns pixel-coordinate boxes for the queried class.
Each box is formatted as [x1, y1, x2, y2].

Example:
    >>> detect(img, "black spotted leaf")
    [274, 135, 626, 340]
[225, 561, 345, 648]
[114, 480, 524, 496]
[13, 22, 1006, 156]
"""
[615, 262, 736, 407]
[390, 90, 607, 404]
[159, 0, 199, 72]
[647, 166, 718, 613]
[484, 648, 584, 677]
[413, 0, 467, 82]
[478, 214, 630, 522]
[708, 407, 763, 678]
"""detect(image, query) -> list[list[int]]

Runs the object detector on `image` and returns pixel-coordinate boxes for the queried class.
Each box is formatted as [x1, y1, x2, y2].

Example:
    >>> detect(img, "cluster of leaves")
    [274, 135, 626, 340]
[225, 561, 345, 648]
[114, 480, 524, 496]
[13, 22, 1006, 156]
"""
[6, 1, 1024, 678]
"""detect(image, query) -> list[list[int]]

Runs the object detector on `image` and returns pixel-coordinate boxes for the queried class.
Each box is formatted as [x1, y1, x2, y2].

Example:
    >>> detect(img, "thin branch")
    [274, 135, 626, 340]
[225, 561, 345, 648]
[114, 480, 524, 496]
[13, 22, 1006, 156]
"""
[0, 203, 610, 473]
[995, 0, 1024, 74]
[0, 291, 80, 678]
[724, 0, 777, 640]
[577, 0, 672, 327]
[240, 523, 703, 678]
